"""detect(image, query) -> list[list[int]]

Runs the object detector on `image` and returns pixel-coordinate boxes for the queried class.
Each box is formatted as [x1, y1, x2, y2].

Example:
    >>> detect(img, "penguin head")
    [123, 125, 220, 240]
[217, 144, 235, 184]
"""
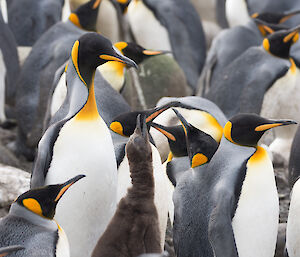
[251, 9, 300, 24]
[71, 32, 137, 86]
[263, 25, 300, 59]
[15, 175, 85, 219]
[224, 113, 297, 147]
[110, 101, 179, 137]
[114, 42, 170, 65]
[126, 114, 152, 163]
[0, 246, 24, 257]
[150, 122, 187, 158]
[69, 0, 101, 31]
[173, 109, 218, 168]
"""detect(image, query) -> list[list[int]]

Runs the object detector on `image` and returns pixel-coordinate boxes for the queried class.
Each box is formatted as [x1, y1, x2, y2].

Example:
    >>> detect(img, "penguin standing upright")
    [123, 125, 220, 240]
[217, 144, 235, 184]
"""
[7, 0, 65, 46]
[31, 32, 137, 257]
[174, 113, 296, 257]
[15, 0, 101, 160]
[127, 0, 206, 92]
[92, 116, 162, 257]
[0, 175, 85, 256]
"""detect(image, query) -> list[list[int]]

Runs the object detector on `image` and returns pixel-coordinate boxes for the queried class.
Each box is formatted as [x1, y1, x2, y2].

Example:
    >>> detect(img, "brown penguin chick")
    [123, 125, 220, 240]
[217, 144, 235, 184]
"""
[92, 115, 162, 257]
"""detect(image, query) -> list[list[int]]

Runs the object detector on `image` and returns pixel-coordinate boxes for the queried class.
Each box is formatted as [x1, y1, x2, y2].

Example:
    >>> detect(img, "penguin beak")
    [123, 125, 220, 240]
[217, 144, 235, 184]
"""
[54, 175, 86, 202]
[253, 19, 275, 34]
[142, 50, 172, 56]
[135, 114, 149, 140]
[100, 50, 138, 69]
[145, 101, 179, 123]
[151, 123, 176, 141]
[255, 119, 297, 132]
[0, 245, 25, 256]
[172, 108, 190, 136]
[92, 0, 102, 9]
[281, 9, 300, 23]
[283, 25, 300, 43]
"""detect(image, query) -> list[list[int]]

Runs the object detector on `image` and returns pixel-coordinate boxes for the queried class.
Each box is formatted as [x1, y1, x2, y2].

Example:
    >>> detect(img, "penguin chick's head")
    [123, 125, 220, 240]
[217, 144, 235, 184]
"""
[263, 25, 300, 59]
[110, 102, 178, 137]
[0, 246, 25, 257]
[72, 32, 137, 85]
[251, 9, 300, 24]
[115, 41, 170, 65]
[224, 113, 297, 147]
[15, 175, 85, 219]
[69, 0, 102, 31]
[126, 114, 152, 163]
[172, 109, 218, 168]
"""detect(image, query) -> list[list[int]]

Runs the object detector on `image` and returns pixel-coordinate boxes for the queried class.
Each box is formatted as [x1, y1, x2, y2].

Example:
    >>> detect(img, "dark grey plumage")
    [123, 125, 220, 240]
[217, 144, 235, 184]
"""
[289, 124, 300, 188]
[205, 46, 290, 118]
[7, 0, 64, 46]
[15, 20, 85, 160]
[0, 7, 20, 106]
[142, 0, 206, 92]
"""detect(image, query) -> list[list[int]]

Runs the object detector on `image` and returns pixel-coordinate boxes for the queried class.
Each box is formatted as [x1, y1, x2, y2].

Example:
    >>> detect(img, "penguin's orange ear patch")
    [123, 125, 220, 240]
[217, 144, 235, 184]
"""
[191, 153, 208, 168]
[23, 198, 43, 216]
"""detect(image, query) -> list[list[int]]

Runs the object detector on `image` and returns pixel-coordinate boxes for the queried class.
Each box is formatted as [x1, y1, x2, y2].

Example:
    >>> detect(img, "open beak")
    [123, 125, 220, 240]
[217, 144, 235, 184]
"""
[172, 108, 190, 136]
[135, 114, 149, 140]
[0, 245, 25, 256]
[283, 25, 300, 43]
[100, 50, 138, 69]
[54, 175, 86, 202]
[255, 119, 297, 132]
[151, 122, 176, 141]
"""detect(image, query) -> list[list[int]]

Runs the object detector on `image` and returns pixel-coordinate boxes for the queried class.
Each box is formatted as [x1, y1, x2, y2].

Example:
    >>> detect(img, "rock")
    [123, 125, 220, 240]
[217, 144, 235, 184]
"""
[0, 164, 30, 208]
[122, 55, 190, 110]
[0, 144, 20, 168]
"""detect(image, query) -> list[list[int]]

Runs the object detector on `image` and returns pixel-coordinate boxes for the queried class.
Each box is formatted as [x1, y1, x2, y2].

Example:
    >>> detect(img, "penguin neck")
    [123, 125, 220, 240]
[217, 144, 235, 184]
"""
[75, 72, 100, 121]
[127, 160, 155, 200]
[10, 203, 58, 230]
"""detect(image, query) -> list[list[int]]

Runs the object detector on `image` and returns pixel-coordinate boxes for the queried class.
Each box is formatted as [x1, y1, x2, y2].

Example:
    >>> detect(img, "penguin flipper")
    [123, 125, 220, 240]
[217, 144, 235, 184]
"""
[208, 192, 238, 257]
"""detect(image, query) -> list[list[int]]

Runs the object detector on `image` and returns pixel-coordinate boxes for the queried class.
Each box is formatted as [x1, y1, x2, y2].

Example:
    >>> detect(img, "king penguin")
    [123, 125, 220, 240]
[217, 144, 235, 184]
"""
[30, 32, 137, 257]
[109, 103, 178, 249]
[127, 0, 206, 92]
[0, 246, 24, 256]
[149, 96, 227, 161]
[15, 0, 102, 160]
[0, 175, 85, 257]
[174, 113, 296, 257]
[7, 0, 65, 46]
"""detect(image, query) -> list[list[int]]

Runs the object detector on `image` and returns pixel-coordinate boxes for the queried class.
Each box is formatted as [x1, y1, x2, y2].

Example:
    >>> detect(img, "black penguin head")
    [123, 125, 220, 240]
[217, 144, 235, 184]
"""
[263, 26, 300, 59]
[69, 0, 101, 31]
[251, 9, 300, 24]
[15, 175, 85, 219]
[151, 122, 186, 158]
[173, 109, 218, 168]
[126, 114, 152, 163]
[114, 42, 170, 65]
[110, 101, 179, 137]
[71, 32, 137, 86]
[0, 246, 25, 256]
[224, 113, 297, 147]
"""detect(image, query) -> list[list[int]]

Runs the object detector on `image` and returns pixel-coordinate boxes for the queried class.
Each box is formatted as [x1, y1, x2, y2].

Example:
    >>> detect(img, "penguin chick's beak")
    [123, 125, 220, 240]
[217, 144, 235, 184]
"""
[255, 120, 297, 132]
[55, 175, 86, 202]
[100, 50, 138, 69]
[0, 245, 25, 256]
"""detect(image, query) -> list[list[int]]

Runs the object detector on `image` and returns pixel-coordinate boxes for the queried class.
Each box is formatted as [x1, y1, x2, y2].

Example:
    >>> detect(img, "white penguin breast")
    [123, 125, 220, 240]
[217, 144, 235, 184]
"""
[117, 144, 171, 249]
[127, 0, 172, 51]
[45, 117, 118, 257]
[232, 147, 279, 257]
[51, 73, 67, 117]
[55, 224, 70, 257]
[226, 0, 250, 27]
[286, 179, 300, 257]
[0, 51, 6, 123]
[261, 68, 300, 160]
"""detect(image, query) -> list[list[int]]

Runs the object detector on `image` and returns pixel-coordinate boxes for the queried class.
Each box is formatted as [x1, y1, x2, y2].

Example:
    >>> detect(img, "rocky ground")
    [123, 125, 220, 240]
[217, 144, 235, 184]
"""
[0, 126, 292, 257]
